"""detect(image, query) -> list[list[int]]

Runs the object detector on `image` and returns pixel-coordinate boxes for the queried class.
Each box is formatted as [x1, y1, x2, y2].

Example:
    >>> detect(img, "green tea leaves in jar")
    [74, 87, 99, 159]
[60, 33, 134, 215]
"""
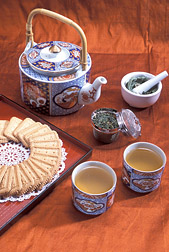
[91, 108, 118, 131]
[91, 108, 119, 143]
[91, 108, 141, 144]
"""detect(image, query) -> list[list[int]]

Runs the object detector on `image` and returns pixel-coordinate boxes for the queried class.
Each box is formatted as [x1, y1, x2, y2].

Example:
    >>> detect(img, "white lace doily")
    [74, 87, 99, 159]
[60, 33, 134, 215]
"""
[0, 140, 67, 203]
[0, 141, 30, 166]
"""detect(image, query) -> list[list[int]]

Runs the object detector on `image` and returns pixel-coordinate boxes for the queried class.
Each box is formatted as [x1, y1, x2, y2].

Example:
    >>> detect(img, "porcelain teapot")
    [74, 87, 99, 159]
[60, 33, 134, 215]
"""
[19, 8, 107, 115]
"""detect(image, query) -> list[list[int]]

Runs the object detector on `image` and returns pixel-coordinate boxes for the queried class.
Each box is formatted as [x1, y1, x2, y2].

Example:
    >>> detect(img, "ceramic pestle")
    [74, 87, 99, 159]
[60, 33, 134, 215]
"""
[132, 71, 168, 94]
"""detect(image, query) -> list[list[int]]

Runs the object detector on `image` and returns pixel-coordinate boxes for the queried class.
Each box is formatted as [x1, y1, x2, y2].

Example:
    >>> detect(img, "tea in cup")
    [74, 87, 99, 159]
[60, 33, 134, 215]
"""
[122, 142, 166, 193]
[72, 161, 117, 215]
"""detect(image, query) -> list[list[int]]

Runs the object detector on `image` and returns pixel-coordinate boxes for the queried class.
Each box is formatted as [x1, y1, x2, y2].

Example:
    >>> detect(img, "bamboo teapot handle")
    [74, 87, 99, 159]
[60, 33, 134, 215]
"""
[26, 8, 87, 70]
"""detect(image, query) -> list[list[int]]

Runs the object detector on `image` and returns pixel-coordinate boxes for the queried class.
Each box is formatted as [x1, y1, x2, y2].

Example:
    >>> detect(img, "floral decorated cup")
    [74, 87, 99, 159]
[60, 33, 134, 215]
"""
[122, 142, 166, 193]
[72, 161, 117, 215]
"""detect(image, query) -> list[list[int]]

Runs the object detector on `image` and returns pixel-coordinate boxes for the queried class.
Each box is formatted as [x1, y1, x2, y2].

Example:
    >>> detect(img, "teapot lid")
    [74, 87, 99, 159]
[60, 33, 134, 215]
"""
[26, 41, 81, 76]
[116, 109, 141, 138]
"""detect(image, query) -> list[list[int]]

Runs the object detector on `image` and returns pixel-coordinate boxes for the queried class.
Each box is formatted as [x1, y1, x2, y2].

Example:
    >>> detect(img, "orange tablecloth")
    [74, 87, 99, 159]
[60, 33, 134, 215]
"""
[0, 1, 169, 251]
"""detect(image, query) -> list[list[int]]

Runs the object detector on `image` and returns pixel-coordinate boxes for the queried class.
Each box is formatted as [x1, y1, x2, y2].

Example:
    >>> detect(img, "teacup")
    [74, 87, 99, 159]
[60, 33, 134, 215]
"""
[122, 142, 166, 193]
[72, 161, 117, 215]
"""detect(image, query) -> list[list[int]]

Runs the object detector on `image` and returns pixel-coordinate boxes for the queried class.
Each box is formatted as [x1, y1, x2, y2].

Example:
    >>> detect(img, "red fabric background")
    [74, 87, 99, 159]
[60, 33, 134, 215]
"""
[0, 1, 169, 251]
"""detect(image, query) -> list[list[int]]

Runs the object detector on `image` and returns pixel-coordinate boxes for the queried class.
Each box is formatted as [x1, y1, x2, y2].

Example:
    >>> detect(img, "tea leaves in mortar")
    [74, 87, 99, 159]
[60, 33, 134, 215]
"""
[126, 76, 158, 94]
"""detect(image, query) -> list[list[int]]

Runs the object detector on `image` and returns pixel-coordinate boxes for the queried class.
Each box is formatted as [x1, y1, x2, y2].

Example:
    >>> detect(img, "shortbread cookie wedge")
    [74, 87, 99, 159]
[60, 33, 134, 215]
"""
[17, 122, 42, 147]
[13, 118, 35, 138]
[29, 157, 56, 180]
[30, 140, 60, 149]
[0, 120, 9, 143]
[0, 138, 8, 143]
[0, 165, 8, 184]
[30, 152, 58, 166]
[0, 167, 13, 197]
[28, 158, 54, 190]
[31, 151, 61, 174]
[30, 144, 62, 175]
[8, 165, 22, 197]
[26, 158, 53, 191]
[31, 150, 61, 174]
[29, 131, 59, 144]
[31, 147, 61, 157]
[18, 162, 35, 194]
[25, 124, 52, 146]
[4, 117, 22, 143]
[22, 159, 44, 192]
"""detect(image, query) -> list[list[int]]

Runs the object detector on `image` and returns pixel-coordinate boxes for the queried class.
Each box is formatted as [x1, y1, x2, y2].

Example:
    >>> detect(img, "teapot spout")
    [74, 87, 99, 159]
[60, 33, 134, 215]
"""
[78, 76, 107, 105]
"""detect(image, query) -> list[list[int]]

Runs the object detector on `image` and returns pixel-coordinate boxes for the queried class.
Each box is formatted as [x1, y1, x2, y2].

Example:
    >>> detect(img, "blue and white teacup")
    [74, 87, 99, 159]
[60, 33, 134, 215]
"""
[122, 142, 166, 193]
[72, 161, 117, 215]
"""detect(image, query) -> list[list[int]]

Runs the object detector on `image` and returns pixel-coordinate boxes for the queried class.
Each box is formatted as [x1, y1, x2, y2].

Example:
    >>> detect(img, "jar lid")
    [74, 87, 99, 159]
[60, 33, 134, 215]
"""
[116, 109, 141, 138]
[26, 41, 81, 76]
